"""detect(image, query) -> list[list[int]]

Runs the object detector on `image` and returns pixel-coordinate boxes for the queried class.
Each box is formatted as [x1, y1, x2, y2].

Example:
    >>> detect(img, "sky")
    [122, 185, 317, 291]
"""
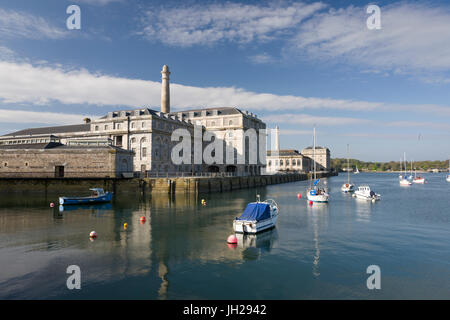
[0, 0, 449, 162]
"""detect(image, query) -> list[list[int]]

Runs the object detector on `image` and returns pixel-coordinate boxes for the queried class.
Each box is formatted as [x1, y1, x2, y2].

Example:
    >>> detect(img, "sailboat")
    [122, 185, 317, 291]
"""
[341, 144, 355, 193]
[412, 160, 426, 184]
[446, 158, 450, 182]
[399, 152, 412, 186]
[307, 127, 329, 203]
[354, 166, 360, 174]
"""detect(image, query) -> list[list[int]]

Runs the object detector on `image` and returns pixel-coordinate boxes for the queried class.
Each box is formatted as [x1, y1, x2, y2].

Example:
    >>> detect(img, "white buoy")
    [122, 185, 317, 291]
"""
[89, 231, 97, 238]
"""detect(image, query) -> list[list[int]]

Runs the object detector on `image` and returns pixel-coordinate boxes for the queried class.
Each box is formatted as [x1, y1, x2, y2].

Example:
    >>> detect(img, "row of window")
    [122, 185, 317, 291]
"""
[268, 159, 303, 166]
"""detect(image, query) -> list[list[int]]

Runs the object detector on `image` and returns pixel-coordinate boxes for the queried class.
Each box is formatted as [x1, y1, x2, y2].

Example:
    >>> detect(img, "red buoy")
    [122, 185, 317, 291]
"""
[297, 193, 302, 199]
[309, 200, 313, 205]
[50, 202, 55, 208]
[140, 216, 146, 223]
[227, 235, 238, 244]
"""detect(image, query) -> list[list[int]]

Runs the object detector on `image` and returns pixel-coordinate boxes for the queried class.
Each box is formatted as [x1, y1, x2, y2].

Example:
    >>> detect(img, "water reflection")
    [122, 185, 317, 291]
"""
[354, 198, 373, 223]
[306, 202, 329, 278]
[236, 228, 278, 261]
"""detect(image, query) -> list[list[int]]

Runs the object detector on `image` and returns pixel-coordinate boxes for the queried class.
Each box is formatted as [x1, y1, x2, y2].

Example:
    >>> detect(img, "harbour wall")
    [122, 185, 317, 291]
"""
[0, 172, 337, 195]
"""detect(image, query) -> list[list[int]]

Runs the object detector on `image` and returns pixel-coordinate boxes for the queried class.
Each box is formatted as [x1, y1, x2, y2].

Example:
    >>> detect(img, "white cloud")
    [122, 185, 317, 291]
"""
[263, 113, 373, 126]
[139, 1, 326, 47]
[0, 109, 94, 125]
[249, 53, 276, 64]
[289, 3, 450, 73]
[0, 46, 15, 61]
[0, 8, 67, 40]
[0, 60, 449, 118]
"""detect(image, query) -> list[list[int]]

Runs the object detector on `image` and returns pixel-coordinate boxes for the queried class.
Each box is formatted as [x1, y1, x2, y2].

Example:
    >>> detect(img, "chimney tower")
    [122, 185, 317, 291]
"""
[161, 65, 170, 113]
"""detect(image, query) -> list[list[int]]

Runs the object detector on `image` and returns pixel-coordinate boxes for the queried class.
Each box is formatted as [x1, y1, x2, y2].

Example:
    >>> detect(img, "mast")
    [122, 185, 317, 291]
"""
[347, 144, 350, 184]
[313, 126, 316, 180]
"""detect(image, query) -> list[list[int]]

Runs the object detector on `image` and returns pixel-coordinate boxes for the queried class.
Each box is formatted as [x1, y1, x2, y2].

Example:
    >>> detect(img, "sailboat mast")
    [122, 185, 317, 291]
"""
[313, 127, 316, 180]
[347, 144, 350, 184]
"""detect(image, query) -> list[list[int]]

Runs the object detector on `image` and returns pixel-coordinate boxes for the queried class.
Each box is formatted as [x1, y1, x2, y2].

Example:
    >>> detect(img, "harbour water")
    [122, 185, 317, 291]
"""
[0, 173, 449, 299]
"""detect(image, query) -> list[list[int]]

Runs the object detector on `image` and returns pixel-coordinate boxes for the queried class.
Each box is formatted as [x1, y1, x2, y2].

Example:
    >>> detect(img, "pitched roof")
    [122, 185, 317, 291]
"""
[2, 124, 90, 137]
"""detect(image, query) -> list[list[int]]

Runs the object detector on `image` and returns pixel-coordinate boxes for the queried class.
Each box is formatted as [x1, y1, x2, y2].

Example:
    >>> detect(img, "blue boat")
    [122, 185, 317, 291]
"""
[59, 188, 113, 205]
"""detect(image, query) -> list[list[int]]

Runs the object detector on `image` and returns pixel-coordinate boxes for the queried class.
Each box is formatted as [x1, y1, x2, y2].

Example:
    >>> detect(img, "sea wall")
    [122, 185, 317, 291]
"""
[0, 172, 337, 194]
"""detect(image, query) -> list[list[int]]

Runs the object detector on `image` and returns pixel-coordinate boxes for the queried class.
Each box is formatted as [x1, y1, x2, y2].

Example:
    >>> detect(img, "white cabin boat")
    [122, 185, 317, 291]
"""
[353, 185, 381, 201]
[233, 197, 279, 234]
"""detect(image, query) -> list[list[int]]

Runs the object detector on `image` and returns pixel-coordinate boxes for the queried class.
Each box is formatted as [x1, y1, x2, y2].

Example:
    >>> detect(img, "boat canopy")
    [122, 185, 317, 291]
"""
[238, 203, 271, 221]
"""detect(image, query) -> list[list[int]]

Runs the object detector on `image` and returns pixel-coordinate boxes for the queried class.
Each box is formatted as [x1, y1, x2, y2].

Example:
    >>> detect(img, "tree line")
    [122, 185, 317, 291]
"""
[331, 158, 449, 172]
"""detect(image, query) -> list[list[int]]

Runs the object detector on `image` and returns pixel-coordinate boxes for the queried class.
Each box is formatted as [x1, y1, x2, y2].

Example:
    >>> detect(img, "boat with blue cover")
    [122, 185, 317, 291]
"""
[233, 196, 279, 234]
[59, 188, 113, 205]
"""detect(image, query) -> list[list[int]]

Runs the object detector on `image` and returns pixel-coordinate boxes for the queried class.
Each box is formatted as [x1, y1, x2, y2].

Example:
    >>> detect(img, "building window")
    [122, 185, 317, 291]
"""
[142, 147, 147, 157]
[228, 131, 233, 137]
[4, 162, 7, 167]
[95, 125, 99, 131]
[211, 121, 216, 126]
[132, 148, 136, 154]
[229, 120, 233, 125]
[280, 160, 284, 165]
[268, 161, 272, 166]
[104, 125, 108, 130]
[117, 123, 121, 130]
[131, 122, 136, 129]
[131, 137, 136, 143]
[25, 162, 29, 167]
[142, 122, 145, 128]
[286, 160, 290, 165]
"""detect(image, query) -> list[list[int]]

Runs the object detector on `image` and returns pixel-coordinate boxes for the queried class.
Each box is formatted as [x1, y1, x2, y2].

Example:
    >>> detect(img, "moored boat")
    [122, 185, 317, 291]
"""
[353, 185, 381, 201]
[233, 197, 279, 234]
[341, 144, 355, 193]
[59, 188, 113, 205]
[306, 127, 330, 203]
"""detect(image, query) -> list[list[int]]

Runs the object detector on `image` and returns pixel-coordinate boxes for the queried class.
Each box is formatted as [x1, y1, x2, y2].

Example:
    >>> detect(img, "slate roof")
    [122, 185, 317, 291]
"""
[2, 124, 90, 137]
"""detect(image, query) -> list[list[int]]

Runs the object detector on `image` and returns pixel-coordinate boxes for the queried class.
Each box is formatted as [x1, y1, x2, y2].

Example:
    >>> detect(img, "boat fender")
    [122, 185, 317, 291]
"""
[50, 202, 55, 208]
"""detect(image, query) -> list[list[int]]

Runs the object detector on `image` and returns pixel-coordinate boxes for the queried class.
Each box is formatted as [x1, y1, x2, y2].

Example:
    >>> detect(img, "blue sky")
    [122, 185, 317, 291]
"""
[0, 0, 449, 161]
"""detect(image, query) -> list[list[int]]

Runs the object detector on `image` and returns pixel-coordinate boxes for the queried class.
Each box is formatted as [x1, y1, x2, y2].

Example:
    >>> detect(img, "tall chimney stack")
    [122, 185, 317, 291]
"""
[161, 65, 170, 113]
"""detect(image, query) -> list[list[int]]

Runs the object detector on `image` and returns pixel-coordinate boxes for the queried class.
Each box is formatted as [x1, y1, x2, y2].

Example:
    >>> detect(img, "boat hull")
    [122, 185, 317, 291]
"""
[354, 192, 380, 201]
[233, 214, 278, 234]
[307, 193, 329, 202]
[341, 184, 355, 193]
[59, 192, 113, 205]
[413, 178, 426, 184]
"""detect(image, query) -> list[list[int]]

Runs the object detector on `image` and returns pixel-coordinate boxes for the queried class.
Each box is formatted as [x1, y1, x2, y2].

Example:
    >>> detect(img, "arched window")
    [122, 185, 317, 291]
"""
[280, 160, 284, 165]
[268, 161, 272, 166]
[229, 120, 233, 126]
[131, 122, 136, 129]
[131, 137, 136, 143]
[286, 160, 290, 165]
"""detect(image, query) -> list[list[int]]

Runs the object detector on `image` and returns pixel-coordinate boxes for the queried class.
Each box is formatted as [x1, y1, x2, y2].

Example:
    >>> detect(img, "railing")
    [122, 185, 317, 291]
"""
[139, 171, 239, 178]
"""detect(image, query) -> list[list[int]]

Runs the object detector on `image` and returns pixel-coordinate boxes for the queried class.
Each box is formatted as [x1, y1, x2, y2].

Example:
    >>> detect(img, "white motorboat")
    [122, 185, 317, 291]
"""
[233, 196, 279, 234]
[353, 185, 381, 201]
[341, 144, 355, 193]
[306, 127, 329, 203]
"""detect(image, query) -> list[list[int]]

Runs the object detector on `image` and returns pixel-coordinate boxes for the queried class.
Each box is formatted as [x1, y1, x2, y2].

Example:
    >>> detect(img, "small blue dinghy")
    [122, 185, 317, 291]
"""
[59, 188, 113, 205]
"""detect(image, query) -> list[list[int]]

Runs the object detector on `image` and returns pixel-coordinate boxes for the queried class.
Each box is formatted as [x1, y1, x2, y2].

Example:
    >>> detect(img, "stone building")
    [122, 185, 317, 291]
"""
[266, 149, 311, 174]
[0, 65, 266, 177]
[0, 135, 133, 178]
[301, 146, 330, 171]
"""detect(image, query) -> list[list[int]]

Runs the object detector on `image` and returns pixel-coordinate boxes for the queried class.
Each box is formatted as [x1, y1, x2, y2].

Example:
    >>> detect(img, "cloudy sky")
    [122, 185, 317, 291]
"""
[0, 0, 449, 161]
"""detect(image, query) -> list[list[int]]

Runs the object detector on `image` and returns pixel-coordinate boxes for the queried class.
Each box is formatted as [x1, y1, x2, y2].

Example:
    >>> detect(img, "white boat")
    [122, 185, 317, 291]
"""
[447, 158, 450, 182]
[399, 153, 412, 186]
[353, 185, 381, 201]
[341, 144, 355, 193]
[233, 196, 279, 234]
[354, 166, 360, 174]
[306, 127, 329, 203]
[413, 164, 426, 184]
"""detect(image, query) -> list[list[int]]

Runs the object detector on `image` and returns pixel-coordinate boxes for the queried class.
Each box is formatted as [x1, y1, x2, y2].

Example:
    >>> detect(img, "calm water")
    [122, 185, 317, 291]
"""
[1, 173, 449, 299]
